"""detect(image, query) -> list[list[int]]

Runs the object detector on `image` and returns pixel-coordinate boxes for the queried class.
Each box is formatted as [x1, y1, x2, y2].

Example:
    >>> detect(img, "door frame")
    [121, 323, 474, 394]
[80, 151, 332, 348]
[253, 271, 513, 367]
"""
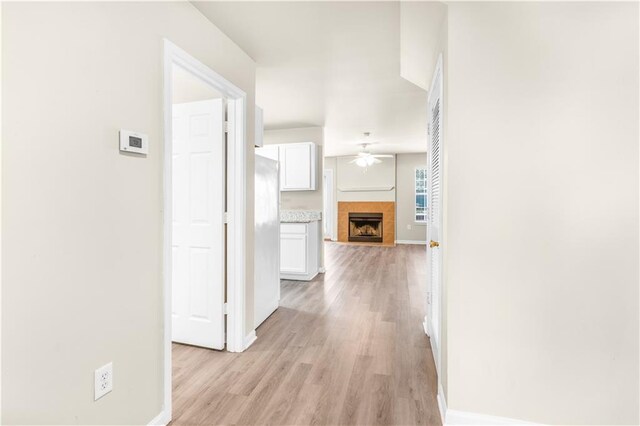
[425, 53, 444, 378]
[323, 168, 336, 241]
[159, 39, 248, 425]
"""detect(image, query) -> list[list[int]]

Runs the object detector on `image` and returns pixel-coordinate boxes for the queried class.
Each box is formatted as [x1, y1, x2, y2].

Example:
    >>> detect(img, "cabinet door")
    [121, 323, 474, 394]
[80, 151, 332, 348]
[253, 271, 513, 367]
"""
[280, 143, 313, 190]
[280, 233, 307, 273]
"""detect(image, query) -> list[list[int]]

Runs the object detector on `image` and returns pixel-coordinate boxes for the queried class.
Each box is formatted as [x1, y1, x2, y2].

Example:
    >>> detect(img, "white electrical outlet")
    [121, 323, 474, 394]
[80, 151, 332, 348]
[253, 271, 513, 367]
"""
[94, 362, 113, 401]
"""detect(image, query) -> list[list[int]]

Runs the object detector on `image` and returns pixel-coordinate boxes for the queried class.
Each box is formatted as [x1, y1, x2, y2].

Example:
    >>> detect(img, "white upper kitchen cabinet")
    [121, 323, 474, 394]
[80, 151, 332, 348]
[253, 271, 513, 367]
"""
[279, 142, 316, 191]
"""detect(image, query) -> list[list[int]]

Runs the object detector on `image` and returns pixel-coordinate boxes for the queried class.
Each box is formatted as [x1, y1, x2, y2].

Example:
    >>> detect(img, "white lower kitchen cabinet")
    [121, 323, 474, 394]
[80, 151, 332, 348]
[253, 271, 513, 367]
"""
[280, 221, 320, 281]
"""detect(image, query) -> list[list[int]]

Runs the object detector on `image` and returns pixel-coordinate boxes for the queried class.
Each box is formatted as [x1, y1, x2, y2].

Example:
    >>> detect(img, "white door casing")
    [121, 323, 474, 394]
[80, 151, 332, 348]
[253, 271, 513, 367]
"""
[163, 39, 248, 425]
[426, 54, 444, 375]
[172, 99, 225, 350]
[323, 169, 335, 240]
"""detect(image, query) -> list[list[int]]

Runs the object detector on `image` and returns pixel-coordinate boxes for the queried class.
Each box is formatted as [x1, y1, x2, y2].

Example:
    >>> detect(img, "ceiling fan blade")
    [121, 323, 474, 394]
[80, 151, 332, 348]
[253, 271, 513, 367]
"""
[372, 154, 394, 158]
[372, 158, 382, 164]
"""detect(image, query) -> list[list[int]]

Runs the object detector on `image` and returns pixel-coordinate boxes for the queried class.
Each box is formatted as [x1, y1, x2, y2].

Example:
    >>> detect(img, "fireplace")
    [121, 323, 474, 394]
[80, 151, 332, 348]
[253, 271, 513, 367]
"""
[348, 212, 383, 243]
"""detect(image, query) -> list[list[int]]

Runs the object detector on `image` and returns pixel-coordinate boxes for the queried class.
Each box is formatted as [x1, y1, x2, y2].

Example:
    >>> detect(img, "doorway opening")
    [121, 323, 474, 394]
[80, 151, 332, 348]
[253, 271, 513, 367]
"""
[160, 39, 248, 425]
[171, 65, 226, 350]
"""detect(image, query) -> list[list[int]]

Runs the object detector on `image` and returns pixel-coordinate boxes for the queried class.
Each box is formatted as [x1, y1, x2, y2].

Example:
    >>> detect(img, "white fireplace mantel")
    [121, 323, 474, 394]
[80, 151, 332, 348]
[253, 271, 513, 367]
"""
[338, 186, 395, 192]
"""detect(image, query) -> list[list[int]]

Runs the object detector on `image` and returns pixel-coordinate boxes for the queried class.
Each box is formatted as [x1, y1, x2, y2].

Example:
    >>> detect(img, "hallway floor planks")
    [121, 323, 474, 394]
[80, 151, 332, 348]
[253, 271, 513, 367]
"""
[171, 242, 441, 425]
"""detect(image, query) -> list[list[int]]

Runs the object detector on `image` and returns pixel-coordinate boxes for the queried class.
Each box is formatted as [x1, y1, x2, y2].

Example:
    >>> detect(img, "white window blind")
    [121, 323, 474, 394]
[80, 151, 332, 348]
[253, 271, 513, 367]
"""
[415, 167, 428, 222]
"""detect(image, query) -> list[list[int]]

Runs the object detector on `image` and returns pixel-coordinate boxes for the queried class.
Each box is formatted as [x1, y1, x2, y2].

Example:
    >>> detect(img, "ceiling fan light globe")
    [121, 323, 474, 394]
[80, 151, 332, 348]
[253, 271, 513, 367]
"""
[365, 156, 375, 166]
[356, 157, 368, 167]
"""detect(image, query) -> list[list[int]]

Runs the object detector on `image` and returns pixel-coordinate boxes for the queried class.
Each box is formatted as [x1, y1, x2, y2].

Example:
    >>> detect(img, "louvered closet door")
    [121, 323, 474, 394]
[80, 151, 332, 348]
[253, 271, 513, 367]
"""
[427, 58, 443, 366]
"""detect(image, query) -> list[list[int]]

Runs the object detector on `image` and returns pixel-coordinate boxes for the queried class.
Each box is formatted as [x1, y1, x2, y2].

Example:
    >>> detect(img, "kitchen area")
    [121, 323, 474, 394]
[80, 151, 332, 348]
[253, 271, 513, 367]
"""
[254, 125, 325, 328]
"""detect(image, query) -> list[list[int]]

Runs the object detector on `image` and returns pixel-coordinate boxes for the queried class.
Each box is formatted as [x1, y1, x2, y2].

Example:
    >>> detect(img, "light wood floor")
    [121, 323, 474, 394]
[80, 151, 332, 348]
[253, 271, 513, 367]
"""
[171, 242, 440, 425]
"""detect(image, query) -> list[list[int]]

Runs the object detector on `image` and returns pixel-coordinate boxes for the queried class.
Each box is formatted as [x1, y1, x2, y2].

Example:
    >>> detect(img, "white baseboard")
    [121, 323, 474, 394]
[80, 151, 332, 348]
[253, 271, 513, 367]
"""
[437, 382, 448, 426]
[438, 385, 540, 425]
[445, 410, 540, 425]
[148, 410, 170, 426]
[395, 240, 427, 245]
[244, 330, 257, 350]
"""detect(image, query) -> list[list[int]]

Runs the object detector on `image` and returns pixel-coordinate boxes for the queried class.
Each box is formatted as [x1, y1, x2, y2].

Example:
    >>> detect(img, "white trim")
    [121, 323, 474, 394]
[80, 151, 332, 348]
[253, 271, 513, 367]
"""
[395, 240, 427, 245]
[318, 266, 326, 273]
[323, 169, 336, 241]
[338, 186, 394, 192]
[437, 385, 541, 426]
[445, 410, 540, 426]
[225, 93, 248, 354]
[148, 410, 170, 426]
[243, 330, 257, 350]
[423, 315, 429, 336]
[162, 39, 248, 423]
[0, 2, 4, 415]
[437, 382, 447, 426]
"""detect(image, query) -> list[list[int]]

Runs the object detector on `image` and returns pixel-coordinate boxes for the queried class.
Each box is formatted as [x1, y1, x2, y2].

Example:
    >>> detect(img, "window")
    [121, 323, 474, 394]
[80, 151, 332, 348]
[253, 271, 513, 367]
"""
[415, 167, 428, 222]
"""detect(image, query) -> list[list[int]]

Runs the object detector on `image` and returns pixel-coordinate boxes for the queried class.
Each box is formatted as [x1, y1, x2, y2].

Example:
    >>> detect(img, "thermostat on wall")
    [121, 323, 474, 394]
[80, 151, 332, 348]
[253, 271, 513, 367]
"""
[119, 129, 148, 155]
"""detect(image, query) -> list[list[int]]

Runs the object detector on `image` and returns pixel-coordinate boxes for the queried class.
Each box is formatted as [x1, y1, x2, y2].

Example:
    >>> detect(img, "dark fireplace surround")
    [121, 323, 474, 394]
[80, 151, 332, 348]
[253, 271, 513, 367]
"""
[348, 212, 383, 243]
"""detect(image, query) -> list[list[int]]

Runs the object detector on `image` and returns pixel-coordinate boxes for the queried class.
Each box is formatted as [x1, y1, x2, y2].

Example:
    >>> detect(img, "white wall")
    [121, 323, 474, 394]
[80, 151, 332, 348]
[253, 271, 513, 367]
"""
[2, 3, 255, 424]
[444, 2, 639, 424]
[400, 1, 446, 90]
[396, 153, 427, 242]
[336, 156, 396, 202]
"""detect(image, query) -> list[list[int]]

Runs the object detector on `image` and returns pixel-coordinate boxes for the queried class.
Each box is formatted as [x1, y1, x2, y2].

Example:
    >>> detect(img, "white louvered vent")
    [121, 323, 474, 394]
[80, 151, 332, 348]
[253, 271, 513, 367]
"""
[430, 98, 440, 226]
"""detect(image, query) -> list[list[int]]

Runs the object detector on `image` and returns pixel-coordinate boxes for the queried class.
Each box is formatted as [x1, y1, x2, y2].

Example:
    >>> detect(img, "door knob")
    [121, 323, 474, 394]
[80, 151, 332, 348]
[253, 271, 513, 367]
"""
[430, 240, 440, 248]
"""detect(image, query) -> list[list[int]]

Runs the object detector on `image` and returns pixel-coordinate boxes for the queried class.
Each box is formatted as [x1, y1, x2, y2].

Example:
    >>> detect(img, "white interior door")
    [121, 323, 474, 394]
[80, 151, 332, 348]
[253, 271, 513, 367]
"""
[172, 98, 225, 350]
[426, 56, 443, 371]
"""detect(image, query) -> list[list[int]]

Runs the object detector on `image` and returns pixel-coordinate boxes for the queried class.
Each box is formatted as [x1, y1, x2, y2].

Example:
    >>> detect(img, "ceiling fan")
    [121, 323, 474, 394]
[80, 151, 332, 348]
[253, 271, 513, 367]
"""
[350, 132, 394, 167]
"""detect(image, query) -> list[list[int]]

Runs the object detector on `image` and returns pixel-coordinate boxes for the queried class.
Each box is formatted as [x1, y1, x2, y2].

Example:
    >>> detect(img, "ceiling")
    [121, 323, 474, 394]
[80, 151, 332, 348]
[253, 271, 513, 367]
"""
[194, 1, 430, 156]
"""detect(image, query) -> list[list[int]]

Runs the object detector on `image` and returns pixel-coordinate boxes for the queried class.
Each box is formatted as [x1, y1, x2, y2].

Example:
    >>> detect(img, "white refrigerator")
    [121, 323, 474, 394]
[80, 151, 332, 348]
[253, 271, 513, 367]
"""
[254, 154, 280, 328]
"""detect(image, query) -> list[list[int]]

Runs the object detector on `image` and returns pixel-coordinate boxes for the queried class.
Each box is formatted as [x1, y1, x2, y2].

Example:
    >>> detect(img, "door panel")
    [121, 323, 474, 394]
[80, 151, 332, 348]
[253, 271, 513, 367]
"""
[280, 233, 307, 273]
[280, 144, 311, 189]
[172, 99, 225, 350]
[427, 57, 443, 372]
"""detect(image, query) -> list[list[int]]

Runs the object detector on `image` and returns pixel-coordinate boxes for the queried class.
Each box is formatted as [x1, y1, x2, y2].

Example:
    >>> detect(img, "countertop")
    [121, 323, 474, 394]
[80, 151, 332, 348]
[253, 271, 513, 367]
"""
[280, 210, 322, 223]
